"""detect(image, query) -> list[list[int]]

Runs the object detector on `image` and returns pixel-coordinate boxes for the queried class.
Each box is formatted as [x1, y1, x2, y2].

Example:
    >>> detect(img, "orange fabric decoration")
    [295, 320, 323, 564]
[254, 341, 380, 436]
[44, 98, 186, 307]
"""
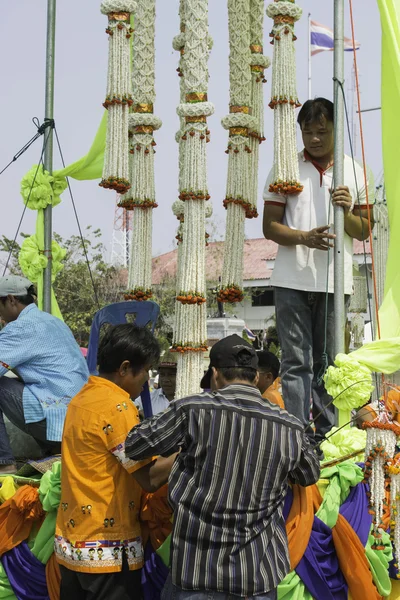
[310, 485, 383, 600]
[140, 484, 173, 551]
[46, 553, 61, 600]
[285, 484, 314, 570]
[386, 387, 400, 422]
[0, 485, 44, 556]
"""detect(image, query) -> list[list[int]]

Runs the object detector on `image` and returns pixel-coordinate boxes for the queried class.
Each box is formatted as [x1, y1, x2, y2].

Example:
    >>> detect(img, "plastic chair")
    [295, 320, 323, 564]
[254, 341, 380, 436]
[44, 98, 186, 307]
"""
[86, 301, 160, 418]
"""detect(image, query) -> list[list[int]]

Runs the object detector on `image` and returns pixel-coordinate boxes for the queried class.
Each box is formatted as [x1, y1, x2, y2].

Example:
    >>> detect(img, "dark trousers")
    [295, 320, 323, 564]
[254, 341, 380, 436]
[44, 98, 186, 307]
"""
[275, 288, 342, 444]
[60, 560, 142, 600]
[0, 377, 61, 464]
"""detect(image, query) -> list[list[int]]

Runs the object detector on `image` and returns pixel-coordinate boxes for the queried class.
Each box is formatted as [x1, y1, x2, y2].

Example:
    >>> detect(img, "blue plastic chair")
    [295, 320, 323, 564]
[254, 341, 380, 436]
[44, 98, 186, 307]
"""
[86, 301, 160, 418]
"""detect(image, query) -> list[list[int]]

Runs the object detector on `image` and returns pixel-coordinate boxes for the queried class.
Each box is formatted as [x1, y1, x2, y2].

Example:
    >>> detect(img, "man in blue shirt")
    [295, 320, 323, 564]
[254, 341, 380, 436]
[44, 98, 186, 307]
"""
[0, 276, 89, 473]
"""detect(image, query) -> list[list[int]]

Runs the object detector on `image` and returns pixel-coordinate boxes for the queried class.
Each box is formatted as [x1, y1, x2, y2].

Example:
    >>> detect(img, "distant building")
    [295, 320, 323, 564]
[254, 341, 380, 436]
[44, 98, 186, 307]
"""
[152, 237, 373, 332]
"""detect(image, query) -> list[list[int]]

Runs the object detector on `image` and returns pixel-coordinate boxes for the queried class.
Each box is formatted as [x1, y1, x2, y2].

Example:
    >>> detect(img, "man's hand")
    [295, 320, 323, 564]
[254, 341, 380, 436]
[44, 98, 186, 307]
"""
[332, 186, 353, 214]
[302, 225, 336, 251]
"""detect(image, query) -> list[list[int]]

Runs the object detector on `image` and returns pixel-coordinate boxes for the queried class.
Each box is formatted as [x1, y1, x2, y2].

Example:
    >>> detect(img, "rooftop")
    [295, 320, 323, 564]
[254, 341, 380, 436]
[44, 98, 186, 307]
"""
[152, 237, 371, 284]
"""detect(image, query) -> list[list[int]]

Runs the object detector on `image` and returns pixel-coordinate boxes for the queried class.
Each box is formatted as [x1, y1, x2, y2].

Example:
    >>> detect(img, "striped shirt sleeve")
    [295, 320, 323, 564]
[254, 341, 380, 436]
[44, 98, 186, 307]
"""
[0, 320, 39, 375]
[289, 432, 321, 487]
[125, 400, 188, 460]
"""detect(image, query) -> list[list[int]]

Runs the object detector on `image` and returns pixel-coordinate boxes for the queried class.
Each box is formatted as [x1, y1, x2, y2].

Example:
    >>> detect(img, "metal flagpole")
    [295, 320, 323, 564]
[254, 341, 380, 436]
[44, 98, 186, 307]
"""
[333, 0, 346, 425]
[43, 0, 57, 314]
[308, 14, 312, 99]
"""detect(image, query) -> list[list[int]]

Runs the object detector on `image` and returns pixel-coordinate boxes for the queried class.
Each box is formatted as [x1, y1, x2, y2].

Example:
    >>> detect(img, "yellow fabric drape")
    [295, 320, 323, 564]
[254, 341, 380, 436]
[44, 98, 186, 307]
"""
[377, 0, 400, 337]
[53, 112, 107, 184]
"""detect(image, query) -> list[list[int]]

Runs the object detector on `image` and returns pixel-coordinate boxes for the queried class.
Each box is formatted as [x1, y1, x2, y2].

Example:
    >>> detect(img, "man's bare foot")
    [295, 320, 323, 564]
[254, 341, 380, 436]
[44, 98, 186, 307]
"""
[0, 465, 17, 475]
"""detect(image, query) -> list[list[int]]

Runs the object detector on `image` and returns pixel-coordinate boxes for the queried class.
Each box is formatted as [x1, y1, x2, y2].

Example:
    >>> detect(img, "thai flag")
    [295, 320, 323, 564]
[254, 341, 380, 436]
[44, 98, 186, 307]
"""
[310, 21, 360, 56]
[244, 325, 256, 341]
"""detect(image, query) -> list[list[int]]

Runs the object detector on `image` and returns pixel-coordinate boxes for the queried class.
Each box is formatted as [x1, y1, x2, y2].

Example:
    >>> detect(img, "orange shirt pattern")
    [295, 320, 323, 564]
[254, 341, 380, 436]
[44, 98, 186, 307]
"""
[55, 376, 153, 574]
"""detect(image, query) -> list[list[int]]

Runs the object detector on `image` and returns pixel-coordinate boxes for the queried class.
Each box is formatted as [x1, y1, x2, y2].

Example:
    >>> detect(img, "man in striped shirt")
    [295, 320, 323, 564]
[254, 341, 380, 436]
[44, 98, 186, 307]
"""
[125, 335, 320, 599]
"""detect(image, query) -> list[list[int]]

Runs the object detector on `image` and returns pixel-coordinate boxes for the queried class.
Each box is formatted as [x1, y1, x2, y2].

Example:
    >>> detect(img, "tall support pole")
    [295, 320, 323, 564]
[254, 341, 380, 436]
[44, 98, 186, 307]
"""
[43, 0, 56, 314]
[333, 0, 346, 425]
[308, 14, 312, 99]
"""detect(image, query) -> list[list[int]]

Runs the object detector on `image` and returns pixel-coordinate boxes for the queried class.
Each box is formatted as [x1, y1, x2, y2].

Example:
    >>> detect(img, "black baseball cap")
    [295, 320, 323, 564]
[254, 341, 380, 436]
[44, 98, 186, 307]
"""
[200, 334, 258, 389]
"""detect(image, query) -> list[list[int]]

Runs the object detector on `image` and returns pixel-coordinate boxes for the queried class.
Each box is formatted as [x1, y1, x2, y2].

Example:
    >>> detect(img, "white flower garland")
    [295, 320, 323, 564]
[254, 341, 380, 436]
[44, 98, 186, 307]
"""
[219, 0, 253, 304]
[172, 0, 212, 399]
[100, 1, 135, 193]
[266, 0, 303, 194]
[364, 422, 398, 546]
[249, 0, 270, 208]
[122, 0, 160, 301]
[390, 467, 400, 570]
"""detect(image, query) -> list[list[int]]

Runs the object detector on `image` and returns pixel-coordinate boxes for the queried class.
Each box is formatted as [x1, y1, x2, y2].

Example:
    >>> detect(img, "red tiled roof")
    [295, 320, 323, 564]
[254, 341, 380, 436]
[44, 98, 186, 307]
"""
[152, 237, 371, 284]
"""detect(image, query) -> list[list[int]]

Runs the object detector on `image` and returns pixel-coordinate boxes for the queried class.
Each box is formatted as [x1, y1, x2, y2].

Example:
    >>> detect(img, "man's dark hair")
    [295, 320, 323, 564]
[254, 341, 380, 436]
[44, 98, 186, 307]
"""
[257, 350, 280, 381]
[297, 98, 334, 129]
[218, 367, 257, 383]
[0, 285, 37, 307]
[97, 324, 160, 374]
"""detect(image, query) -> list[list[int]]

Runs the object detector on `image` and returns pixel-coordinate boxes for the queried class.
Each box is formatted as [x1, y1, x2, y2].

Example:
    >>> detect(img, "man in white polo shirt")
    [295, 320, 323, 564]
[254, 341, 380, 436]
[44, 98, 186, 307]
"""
[262, 98, 374, 448]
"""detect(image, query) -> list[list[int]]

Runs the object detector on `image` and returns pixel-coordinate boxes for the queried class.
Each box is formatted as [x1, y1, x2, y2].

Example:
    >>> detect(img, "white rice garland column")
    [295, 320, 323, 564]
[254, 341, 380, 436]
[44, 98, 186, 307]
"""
[249, 0, 270, 208]
[363, 421, 398, 548]
[390, 463, 400, 572]
[100, 0, 136, 193]
[172, 0, 213, 399]
[218, 0, 256, 305]
[122, 0, 162, 301]
[266, 0, 302, 195]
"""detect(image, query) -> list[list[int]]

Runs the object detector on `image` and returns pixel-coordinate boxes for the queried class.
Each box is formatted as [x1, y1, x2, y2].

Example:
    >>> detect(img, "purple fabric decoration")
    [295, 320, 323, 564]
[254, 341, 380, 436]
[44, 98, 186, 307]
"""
[295, 515, 347, 600]
[141, 542, 170, 600]
[295, 481, 371, 600]
[1, 542, 49, 600]
[340, 482, 372, 547]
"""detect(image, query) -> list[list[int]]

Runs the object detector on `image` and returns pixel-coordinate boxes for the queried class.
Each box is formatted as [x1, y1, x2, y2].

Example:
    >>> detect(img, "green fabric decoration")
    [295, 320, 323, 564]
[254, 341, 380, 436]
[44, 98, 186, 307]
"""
[18, 113, 107, 317]
[365, 528, 393, 597]
[18, 230, 65, 321]
[320, 427, 366, 463]
[19, 236, 65, 284]
[318, 463, 364, 528]
[351, 338, 400, 375]
[32, 461, 61, 564]
[324, 353, 374, 411]
[31, 511, 57, 565]
[38, 461, 61, 512]
[156, 533, 171, 567]
[53, 111, 107, 184]
[376, 0, 400, 338]
[0, 563, 16, 600]
[20, 165, 66, 210]
[278, 570, 313, 600]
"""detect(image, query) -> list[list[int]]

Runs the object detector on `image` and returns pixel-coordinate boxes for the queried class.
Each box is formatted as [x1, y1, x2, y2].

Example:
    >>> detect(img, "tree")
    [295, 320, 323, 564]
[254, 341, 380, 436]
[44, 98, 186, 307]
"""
[0, 227, 124, 346]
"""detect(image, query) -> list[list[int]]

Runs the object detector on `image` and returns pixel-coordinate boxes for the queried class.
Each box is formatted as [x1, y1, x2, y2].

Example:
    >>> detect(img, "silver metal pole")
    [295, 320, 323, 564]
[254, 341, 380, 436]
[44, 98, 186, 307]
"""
[43, 0, 56, 314]
[333, 1, 345, 355]
[308, 14, 312, 99]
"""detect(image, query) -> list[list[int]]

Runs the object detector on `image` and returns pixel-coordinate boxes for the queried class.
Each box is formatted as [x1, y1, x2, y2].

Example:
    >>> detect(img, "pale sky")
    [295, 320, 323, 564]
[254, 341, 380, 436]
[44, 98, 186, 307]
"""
[0, 1, 382, 260]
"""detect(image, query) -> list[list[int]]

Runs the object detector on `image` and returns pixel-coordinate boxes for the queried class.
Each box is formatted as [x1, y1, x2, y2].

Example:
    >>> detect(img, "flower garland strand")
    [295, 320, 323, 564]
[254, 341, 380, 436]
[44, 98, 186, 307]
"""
[389, 456, 400, 574]
[363, 417, 399, 547]
[123, 0, 161, 301]
[218, 0, 255, 304]
[266, 0, 302, 194]
[172, 0, 187, 307]
[172, 0, 213, 398]
[249, 0, 270, 207]
[100, 0, 136, 193]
